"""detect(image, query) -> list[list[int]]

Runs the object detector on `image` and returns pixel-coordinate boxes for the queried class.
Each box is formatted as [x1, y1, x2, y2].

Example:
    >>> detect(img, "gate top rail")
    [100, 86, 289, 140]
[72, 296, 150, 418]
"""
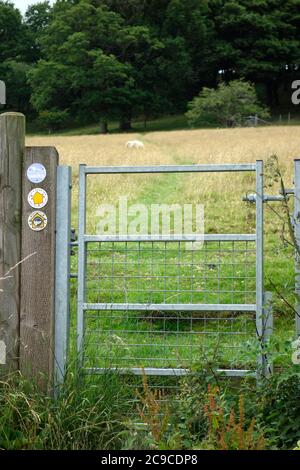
[82, 163, 256, 174]
[83, 234, 256, 242]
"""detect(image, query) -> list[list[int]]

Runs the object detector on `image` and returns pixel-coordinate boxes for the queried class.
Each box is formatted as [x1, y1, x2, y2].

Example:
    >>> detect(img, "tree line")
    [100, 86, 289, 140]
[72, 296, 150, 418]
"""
[0, 0, 299, 131]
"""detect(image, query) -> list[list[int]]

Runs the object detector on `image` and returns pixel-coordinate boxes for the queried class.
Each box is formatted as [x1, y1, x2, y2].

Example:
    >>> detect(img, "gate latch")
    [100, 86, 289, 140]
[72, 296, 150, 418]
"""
[243, 192, 293, 203]
[70, 228, 78, 256]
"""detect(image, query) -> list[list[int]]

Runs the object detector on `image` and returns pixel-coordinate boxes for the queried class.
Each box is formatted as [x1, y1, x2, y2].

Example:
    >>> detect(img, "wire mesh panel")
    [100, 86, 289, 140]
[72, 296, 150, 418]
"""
[85, 240, 256, 305]
[83, 240, 257, 372]
[77, 163, 266, 379]
[84, 310, 257, 370]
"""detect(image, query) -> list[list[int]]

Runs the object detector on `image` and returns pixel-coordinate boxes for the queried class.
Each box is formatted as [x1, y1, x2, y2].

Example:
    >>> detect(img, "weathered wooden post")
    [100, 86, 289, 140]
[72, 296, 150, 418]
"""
[0, 112, 71, 392]
[0, 112, 25, 372]
[20, 147, 59, 392]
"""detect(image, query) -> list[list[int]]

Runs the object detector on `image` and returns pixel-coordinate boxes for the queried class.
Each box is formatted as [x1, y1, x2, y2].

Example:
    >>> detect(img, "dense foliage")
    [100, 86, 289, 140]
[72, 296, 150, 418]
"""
[0, 0, 300, 129]
[1, 366, 300, 450]
[186, 80, 270, 127]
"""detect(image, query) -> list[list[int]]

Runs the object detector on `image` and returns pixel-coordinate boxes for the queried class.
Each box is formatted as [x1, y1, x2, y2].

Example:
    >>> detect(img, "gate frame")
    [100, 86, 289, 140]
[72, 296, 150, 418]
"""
[294, 159, 300, 338]
[76, 161, 270, 379]
[54, 166, 72, 388]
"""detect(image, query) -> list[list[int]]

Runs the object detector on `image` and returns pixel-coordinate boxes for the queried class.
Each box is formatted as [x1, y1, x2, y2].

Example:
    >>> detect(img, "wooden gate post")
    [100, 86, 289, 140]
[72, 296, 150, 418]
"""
[0, 112, 25, 372]
[20, 147, 59, 392]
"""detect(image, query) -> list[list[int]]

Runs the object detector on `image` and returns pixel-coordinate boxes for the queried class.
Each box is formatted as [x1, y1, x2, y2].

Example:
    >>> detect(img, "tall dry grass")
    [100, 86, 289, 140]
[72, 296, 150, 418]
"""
[27, 126, 297, 317]
[27, 126, 297, 177]
[27, 126, 297, 234]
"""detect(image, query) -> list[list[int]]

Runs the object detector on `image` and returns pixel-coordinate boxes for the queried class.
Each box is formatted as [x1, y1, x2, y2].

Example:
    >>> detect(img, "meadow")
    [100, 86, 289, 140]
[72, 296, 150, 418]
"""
[0, 125, 298, 450]
[26, 126, 298, 373]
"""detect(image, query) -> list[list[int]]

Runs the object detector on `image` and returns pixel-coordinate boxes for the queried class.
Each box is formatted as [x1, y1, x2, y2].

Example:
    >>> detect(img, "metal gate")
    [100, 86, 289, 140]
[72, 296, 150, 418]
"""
[76, 161, 272, 379]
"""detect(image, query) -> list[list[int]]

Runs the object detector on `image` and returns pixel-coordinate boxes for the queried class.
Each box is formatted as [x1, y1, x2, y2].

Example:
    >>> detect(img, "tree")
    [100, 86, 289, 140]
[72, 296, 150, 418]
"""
[186, 79, 270, 128]
[0, 1, 24, 62]
[0, 1, 34, 114]
[24, 1, 53, 62]
[80, 50, 136, 132]
[208, 0, 300, 106]
[28, 60, 72, 115]
[0, 60, 32, 113]
[29, 1, 137, 131]
[163, 0, 213, 93]
[101, 0, 211, 107]
[29, 0, 195, 131]
[3, 0, 300, 127]
[37, 109, 69, 132]
[116, 25, 194, 123]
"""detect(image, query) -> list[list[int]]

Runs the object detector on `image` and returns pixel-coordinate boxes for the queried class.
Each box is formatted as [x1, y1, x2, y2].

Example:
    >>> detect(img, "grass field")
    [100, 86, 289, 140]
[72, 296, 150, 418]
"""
[27, 126, 298, 372]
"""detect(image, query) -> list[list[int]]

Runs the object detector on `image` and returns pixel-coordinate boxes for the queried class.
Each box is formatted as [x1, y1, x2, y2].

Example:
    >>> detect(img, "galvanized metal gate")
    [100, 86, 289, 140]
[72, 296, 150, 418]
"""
[75, 161, 272, 380]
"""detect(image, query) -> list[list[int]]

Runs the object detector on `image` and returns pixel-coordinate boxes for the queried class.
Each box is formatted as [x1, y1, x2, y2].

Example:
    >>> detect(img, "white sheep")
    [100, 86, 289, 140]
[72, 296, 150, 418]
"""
[126, 140, 145, 149]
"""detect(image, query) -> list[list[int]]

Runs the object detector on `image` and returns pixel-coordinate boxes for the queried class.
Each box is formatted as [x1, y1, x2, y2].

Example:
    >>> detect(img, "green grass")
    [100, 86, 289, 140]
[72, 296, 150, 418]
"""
[27, 115, 189, 136]
[70, 167, 296, 376]
[0, 370, 133, 450]
[2, 122, 299, 450]
[26, 111, 300, 137]
[83, 239, 257, 370]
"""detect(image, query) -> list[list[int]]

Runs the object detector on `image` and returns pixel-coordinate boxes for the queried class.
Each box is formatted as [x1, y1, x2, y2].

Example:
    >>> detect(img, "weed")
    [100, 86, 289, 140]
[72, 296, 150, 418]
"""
[203, 385, 265, 450]
[136, 370, 170, 449]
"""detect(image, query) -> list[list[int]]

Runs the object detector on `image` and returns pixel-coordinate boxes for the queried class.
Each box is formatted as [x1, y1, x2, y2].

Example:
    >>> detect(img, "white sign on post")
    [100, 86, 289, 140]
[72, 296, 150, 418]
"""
[27, 163, 47, 184]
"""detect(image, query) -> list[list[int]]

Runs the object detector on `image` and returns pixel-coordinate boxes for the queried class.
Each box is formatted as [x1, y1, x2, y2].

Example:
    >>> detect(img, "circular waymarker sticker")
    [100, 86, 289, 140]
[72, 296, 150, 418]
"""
[28, 211, 48, 232]
[28, 188, 48, 209]
[27, 163, 47, 184]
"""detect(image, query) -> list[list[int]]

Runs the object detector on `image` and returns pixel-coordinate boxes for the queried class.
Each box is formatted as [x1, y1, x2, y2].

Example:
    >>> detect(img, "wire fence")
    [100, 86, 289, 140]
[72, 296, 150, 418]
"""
[83, 240, 257, 372]
[85, 240, 256, 305]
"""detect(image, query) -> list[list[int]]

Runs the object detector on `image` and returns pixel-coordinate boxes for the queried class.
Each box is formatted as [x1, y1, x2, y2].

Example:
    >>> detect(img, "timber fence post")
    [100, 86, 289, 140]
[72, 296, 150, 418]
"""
[0, 112, 25, 372]
[20, 146, 59, 392]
